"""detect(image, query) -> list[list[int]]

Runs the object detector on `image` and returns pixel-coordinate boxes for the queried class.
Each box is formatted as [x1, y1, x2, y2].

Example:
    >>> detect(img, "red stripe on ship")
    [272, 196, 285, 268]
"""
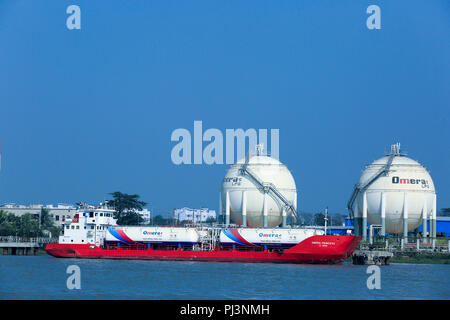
[229, 228, 257, 247]
[116, 229, 135, 244]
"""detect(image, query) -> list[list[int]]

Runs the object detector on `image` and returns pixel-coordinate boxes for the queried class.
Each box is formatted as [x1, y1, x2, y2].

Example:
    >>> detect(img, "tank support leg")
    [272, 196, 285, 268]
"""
[362, 192, 367, 242]
[263, 192, 268, 228]
[242, 191, 247, 227]
[381, 193, 386, 236]
[422, 200, 428, 244]
[225, 191, 230, 226]
[403, 193, 408, 243]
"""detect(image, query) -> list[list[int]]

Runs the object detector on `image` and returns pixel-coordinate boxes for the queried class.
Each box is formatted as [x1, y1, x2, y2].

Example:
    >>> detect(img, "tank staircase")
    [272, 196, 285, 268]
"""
[347, 143, 400, 219]
[239, 158, 298, 222]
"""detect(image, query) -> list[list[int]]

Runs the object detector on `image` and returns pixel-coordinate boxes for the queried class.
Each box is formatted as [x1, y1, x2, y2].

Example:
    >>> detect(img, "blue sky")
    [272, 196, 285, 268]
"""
[0, 1, 449, 216]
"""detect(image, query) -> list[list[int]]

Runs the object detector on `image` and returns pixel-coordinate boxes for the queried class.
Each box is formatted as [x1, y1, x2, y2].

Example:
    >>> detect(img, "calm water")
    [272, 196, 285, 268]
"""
[0, 255, 449, 299]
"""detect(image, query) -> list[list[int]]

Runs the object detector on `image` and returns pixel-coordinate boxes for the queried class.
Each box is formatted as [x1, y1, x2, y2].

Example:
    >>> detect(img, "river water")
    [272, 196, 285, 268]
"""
[0, 255, 448, 299]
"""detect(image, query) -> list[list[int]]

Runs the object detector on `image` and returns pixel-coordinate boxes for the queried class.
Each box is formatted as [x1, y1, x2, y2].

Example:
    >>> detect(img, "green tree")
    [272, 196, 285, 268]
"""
[17, 213, 40, 237]
[0, 210, 18, 236]
[205, 216, 216, 225]
[40, 208, 62, 237]
[108, 192, 147, 225]
[0, 209, 61, 238]
[152, 215, 166, 225]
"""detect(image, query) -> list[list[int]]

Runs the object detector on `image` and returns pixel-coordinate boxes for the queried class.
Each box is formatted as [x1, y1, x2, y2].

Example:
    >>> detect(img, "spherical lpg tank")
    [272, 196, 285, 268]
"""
[353, 144, 436, 234]
[221, 147, 297, 228]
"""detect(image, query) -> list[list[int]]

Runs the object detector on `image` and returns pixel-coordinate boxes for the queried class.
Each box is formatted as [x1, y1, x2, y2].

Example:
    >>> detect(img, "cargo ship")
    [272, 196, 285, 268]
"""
[46, 203, 361, 264]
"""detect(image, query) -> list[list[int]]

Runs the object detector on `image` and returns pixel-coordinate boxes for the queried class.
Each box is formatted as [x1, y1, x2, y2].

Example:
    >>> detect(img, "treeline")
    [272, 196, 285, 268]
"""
[0, 209, 60, 238]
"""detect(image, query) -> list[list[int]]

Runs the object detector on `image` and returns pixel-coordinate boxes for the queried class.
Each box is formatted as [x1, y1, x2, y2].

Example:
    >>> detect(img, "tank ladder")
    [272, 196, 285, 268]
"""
[240, 156, 298, 222]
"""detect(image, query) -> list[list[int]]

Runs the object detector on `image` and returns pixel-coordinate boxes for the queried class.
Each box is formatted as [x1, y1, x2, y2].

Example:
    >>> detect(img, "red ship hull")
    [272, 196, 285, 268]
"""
[46, 235, 360, 264]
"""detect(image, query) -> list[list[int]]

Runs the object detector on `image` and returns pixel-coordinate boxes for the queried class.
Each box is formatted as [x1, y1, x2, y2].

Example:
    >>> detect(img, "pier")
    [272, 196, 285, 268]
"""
[0, 237, 56, 255]
[352, 250, 393, 265]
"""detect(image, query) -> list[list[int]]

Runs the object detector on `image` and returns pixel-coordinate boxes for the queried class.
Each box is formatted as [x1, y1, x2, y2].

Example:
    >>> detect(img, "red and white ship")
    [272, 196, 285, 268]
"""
[46, 203, 360, 264]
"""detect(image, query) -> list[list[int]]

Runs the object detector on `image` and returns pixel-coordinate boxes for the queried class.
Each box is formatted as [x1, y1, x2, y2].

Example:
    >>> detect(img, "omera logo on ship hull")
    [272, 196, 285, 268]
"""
[392, 176, 429, 188]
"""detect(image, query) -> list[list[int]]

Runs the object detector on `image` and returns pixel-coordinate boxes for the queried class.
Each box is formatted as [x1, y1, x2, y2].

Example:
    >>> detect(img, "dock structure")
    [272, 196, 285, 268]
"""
[352, 250, 393, 265]
[0, 237, 55, 255]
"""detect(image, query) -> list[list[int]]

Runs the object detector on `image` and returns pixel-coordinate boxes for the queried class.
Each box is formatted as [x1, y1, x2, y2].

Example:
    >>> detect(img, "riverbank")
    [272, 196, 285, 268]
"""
[344, 251, 450, 264]
[391, 252, 450, 264]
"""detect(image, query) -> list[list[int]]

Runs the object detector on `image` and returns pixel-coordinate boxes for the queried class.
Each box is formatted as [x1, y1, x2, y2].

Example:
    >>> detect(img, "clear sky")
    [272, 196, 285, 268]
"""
[0, 1, 449, 216]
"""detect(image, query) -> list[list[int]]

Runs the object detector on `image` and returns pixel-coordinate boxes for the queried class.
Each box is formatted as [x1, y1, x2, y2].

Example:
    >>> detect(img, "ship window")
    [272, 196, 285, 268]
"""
[95, 213, 98, 216]
[91, 226, 94, 229]
[76, 226, 79, 229]
[66, 226, 69, 229]
[55, 215, 59, 221]
[71, 226, 74, 229]
[89, 212, 93, 218]
[84, 226, 86, 229]
[100, 213, 103, 217]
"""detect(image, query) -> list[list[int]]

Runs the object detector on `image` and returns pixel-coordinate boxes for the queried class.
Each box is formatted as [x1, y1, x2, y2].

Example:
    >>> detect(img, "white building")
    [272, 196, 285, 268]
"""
[0, 203, 77, 227]
[174, 207, 216, 223]
[135, 208, 151, 225]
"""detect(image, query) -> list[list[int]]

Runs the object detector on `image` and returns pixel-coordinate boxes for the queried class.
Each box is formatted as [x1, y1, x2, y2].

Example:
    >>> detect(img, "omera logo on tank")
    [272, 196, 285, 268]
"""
[392, 176, 429, 188]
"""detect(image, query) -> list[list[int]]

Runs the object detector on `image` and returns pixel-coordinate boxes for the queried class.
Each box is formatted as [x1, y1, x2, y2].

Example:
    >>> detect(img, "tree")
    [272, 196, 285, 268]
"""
[0, 210, 17, 236]
[108, 192, 147, 225]
[152, 215, 166, 226]
[205, 216, 216, 225]
[40, 208, 61, 238]
[17, 213, 40, 237]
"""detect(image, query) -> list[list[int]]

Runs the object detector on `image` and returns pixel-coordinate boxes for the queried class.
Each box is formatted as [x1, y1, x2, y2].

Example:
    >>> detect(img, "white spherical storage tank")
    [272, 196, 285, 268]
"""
[350, 144, 436, 238]
[221, 148, 297, 228]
